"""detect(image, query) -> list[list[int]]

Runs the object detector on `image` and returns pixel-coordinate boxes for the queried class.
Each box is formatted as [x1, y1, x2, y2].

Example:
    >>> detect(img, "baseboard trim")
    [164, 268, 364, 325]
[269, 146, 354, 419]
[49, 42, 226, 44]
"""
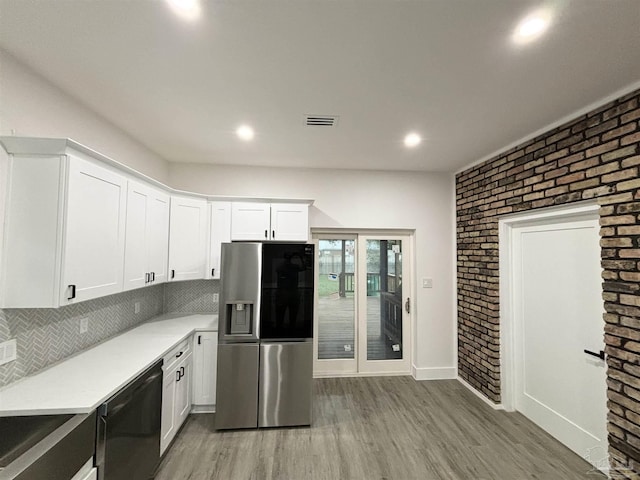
[411, 365, 457, 380]
[457, 377, 505, 410]
[191, 405, 216, 414]
[314, 371, 410, 379]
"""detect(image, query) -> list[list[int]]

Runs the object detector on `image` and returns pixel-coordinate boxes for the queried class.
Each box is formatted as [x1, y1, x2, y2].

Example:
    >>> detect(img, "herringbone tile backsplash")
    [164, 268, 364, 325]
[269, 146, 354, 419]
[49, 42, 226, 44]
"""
[0, 279, 219, 388]
[164, 279, 219, 314]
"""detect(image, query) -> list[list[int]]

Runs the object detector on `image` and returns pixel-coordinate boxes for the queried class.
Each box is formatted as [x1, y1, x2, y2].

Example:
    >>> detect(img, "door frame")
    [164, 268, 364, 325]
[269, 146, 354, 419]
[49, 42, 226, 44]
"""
[312, 229, 415, 378]
[498, 201, 600, 411]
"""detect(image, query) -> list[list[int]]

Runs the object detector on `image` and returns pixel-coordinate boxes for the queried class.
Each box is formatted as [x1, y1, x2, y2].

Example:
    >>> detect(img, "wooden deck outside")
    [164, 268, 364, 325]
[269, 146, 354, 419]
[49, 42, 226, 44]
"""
[317, 295, 402, 360]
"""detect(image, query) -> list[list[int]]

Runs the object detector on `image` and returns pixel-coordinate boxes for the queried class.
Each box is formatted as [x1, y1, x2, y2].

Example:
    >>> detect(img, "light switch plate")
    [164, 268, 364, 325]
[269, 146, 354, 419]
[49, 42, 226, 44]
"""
[134, 302, 141, 314]
[422, 278, 433, 288]
[0, 339, 17, 366]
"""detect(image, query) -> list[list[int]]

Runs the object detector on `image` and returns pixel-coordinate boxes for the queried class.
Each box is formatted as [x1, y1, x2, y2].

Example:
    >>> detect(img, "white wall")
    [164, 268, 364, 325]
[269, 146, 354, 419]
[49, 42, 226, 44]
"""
[0, 49, 169, 182]
[170, 163, 456, 377]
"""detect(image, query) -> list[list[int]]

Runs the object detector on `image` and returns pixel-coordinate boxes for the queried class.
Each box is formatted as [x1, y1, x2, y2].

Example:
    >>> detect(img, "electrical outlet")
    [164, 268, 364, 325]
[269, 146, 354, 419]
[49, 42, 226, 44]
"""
[213, 293, 219, 303]
[134, 302, 141, 314]
[0, 339, 17, 366]
[79, 317, 89, 334]
[422, 278, 433, 289]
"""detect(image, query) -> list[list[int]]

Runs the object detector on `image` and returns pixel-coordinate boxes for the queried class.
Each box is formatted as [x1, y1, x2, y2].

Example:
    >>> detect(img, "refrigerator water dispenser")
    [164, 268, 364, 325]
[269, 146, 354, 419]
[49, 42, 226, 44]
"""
[226, 302, 255, 336]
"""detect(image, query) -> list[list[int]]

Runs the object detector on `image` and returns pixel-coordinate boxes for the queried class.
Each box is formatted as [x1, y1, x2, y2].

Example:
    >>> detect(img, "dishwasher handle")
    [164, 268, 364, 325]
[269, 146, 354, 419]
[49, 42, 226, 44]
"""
[103, 370, 162, 417]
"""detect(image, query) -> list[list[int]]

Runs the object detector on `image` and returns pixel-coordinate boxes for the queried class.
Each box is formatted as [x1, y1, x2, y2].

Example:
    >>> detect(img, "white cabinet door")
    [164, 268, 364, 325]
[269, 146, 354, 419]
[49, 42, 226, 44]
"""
[147, 189, 170, 284]
[160, 367, 177, 455]
[231, 202, 271, 241]
[208, 202, 231, 279]
[61, 156, 127, 304]
[123, 182, 150, 291]
[193, 331, 218, 405]
[270, 203, 309, 241]
[123, 183, 170, 290]
[175, 353, 192, 428]
[168, 196, 208, 281]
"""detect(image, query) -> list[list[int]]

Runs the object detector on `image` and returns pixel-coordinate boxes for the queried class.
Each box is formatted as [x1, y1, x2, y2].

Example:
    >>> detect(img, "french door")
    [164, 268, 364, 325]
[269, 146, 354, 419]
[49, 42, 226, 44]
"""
[313, 233, 412, 376]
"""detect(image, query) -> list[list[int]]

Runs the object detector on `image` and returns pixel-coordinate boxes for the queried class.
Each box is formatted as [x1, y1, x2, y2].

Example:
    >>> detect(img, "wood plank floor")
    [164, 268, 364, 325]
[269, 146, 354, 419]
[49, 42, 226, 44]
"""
[154, 377, 603, 480]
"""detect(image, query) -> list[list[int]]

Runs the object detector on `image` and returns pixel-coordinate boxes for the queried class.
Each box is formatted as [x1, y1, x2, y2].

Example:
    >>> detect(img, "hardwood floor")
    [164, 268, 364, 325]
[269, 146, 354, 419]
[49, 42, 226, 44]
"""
[155, 377, 604, 480]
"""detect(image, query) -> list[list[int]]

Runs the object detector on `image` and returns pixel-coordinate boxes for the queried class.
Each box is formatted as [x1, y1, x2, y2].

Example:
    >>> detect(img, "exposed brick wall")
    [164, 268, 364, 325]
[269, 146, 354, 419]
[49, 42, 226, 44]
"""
[456, 89, 640, 476]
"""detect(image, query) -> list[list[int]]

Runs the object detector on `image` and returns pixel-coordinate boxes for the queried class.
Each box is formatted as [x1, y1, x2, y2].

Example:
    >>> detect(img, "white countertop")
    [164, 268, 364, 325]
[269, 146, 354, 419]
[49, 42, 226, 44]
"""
[0, 313, 218, 417]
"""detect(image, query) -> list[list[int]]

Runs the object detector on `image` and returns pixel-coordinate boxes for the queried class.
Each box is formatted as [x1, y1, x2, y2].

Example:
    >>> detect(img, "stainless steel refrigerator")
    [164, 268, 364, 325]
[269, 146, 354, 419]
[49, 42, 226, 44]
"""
[215, 242, 314, 429]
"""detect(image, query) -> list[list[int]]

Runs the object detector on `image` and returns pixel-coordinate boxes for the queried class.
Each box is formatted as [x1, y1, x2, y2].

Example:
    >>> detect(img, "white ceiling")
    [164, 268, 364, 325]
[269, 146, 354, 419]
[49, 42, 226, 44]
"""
[1, 0, 639, 172]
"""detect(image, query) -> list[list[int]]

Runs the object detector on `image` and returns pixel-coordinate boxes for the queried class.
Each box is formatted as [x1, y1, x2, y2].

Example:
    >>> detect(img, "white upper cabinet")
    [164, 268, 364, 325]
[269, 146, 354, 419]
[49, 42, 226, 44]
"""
[207, 202, 231, 279]
[168, 196, 208, 281]
[0, 147, 127, 308]
[147, 191, 171, 283]
[0, 137, 314, 308]
[270, 203, 309, 242]
[61, 156, 128, 304]
[231, 202, 271, 241]
[123, 181, 170, 290]
[231, 202, 309, 242]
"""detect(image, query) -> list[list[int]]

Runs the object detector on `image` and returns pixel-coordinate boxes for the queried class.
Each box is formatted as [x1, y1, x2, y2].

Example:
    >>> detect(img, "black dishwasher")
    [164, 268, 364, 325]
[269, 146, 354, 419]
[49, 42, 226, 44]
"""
[96, 360, 163, 480]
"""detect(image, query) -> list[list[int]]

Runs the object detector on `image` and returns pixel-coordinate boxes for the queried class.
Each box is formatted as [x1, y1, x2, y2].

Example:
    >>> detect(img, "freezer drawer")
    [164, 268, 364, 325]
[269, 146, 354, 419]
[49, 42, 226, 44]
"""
[258, 341, 313, 428]
[215, 343, 259, 430]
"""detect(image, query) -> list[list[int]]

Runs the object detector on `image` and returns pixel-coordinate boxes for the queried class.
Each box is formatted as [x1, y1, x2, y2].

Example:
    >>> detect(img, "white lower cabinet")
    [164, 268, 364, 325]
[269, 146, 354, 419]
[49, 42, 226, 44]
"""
[160, 339, 193, 455]
[192, 331, 218, 408]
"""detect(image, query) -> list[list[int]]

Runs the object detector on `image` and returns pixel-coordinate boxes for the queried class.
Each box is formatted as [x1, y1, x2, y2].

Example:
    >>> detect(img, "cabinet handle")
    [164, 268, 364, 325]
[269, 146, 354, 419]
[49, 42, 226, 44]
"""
[151, 272, 155, 282]
[180, 366, 185, 376]
[272, 230, 275, 239]
[176, 351, 183, 358]
[67, 284, 76, 300]
[176, 370, 181, 382]
[198, 335, 201, 345]
[171, 269, 175, 279]
[145, 273, 150, 284]
[264, 229, 268, 239]
[211, 268, 215, 277]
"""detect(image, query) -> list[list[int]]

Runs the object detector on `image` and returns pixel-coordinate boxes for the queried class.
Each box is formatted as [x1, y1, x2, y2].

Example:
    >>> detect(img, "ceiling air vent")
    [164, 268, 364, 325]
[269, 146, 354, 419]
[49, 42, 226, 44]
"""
[305, 115, 339, 127]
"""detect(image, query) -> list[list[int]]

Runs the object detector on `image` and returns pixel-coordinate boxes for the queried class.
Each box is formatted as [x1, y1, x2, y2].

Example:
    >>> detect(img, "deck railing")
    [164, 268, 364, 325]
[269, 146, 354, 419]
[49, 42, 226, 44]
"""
[338, 273, 400, 297]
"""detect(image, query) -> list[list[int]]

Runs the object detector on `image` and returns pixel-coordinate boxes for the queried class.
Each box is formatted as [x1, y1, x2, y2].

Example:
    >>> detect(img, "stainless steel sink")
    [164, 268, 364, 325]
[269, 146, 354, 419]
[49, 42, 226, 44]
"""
[0, 411, 96, 480]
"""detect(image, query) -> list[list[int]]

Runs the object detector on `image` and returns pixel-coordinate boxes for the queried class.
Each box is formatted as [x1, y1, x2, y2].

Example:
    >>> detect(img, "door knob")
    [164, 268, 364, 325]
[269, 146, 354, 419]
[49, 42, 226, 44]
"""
[584, 349, 605, 360]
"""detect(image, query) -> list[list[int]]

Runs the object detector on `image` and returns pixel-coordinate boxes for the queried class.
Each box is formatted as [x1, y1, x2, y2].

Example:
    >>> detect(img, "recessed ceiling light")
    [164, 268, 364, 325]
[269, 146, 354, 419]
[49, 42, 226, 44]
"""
[404, 132, 422, 148]
[236, 125, 255, 141]
[166, 0, 201, 21]
[513, 10, 552, 44]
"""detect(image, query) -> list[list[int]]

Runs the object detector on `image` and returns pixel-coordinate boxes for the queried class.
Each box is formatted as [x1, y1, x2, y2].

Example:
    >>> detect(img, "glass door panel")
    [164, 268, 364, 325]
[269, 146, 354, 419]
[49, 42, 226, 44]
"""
[314, 237, 357, 375]
[365, 240, 403, 361]
[358, 235, 411, 375]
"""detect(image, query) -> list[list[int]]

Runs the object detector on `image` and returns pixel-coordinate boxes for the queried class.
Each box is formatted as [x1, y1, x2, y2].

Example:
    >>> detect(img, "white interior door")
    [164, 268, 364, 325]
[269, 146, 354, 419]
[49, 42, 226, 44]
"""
[512, 214, 607, 471]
